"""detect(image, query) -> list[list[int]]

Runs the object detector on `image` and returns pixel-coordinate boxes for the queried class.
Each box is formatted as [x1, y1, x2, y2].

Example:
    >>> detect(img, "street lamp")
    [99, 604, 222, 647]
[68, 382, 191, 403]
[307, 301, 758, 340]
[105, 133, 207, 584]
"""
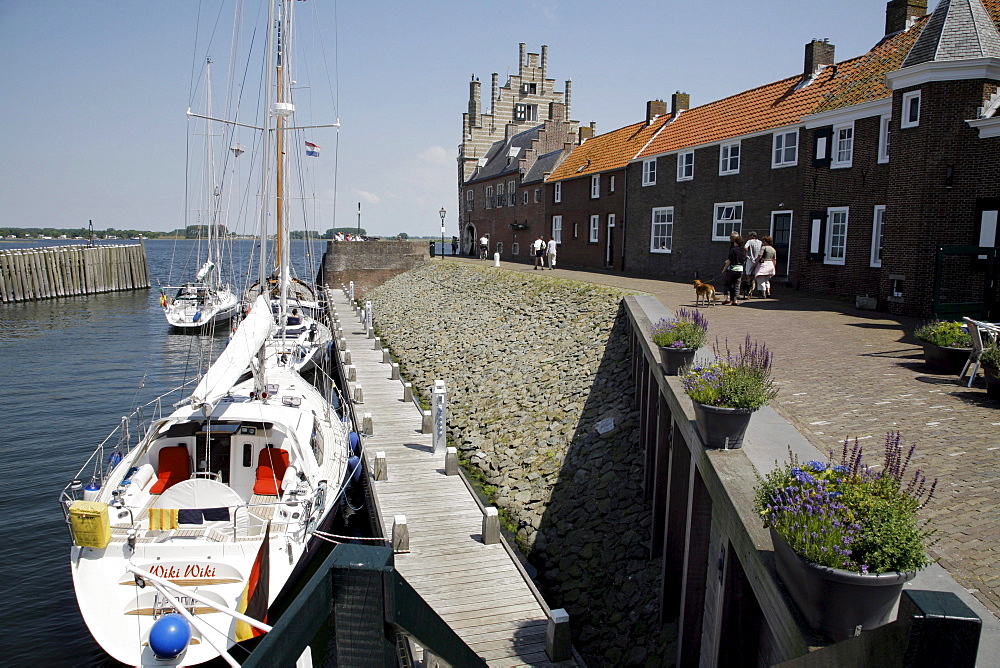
[439, 207, 446, 259]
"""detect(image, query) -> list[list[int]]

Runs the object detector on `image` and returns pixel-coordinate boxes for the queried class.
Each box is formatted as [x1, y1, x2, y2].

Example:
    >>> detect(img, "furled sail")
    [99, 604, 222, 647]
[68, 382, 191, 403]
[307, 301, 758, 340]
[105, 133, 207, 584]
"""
[195, 260, 216, 282]
[190, 295, 273, 410]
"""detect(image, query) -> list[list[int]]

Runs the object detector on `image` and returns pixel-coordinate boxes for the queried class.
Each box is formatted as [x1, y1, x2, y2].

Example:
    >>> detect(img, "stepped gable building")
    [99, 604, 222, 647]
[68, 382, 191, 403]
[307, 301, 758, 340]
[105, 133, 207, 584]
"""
[625, 0, 1000, 317]
[461, 111, 581, 259]
[459, 44, 581, 242]
[544, 101, 675, 271]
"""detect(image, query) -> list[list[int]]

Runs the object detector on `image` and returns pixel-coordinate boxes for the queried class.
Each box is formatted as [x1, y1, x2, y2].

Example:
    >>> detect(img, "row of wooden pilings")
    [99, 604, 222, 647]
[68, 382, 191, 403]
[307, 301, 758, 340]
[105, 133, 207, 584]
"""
[0, 244, 150, 302]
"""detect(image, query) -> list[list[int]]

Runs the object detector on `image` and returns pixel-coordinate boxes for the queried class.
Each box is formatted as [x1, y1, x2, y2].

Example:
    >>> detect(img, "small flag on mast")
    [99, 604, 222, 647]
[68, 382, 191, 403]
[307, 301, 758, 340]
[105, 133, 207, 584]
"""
[305, 141, 321, 157]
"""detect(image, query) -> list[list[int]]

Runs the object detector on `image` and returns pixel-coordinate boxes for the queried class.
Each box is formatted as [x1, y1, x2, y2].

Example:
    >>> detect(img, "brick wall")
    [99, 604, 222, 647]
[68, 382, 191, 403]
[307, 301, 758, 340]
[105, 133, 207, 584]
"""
[319, 240, 429, 298]
[624, 132, 804, 281]
[546, 169, 626, 270]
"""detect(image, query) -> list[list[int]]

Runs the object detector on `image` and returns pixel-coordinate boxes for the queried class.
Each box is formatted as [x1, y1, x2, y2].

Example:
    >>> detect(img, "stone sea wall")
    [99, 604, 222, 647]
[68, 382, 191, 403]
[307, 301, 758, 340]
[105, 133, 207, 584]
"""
[368, 262, 675, 665]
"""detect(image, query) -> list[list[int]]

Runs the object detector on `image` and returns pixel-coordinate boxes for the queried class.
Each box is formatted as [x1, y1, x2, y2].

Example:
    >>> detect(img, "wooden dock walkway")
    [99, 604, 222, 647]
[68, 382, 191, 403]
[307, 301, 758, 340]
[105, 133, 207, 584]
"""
[327, 287, 575, 667]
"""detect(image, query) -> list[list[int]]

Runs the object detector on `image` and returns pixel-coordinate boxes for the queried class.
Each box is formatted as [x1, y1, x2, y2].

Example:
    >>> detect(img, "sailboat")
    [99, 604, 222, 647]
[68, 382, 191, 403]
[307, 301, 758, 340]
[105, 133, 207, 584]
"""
[162, 59, 239, 330]
[62, 3, 352, 665]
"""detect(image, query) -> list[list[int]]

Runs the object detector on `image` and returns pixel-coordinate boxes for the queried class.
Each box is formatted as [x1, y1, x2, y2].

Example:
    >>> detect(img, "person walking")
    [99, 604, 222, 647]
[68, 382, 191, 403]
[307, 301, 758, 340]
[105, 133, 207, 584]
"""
[754, 235, 778, 298]
[532, 235, 546, 269]
[546, 237, 558, 269]
[743, 231, 762, 299]
[451, 236, 458, 256]
[722, 232, 747, 305]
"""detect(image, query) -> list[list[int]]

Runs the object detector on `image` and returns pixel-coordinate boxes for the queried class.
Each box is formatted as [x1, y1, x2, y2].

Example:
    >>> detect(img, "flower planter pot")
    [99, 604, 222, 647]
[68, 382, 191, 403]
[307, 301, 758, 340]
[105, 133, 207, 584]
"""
[691, 402, 755, 449]
[919, 342, 971, 374]
[769, 528, 915, 641]
[658, 346, 696, 375]
[985, 366, 1000, 399]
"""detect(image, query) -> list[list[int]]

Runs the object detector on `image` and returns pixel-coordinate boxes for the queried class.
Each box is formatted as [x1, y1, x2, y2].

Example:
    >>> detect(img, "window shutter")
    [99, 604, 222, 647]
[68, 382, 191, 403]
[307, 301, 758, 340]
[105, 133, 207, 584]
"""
[813, 128, 833, 167]
[808, 211, 827, 261]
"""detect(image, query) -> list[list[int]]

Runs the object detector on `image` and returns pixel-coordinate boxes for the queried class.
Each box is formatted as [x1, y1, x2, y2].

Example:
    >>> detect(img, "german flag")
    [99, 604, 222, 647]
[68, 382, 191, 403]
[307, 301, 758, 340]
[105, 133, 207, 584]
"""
[235, 522, 270, 641]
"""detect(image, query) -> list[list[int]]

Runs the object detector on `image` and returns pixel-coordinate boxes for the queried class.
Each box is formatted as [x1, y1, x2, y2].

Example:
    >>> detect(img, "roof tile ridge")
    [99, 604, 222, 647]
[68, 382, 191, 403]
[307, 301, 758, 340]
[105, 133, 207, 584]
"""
[631, 113, 673, 161]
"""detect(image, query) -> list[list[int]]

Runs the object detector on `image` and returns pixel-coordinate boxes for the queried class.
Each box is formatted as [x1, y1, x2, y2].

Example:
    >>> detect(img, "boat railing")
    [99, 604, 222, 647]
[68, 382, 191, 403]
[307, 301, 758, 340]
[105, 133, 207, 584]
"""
[58, 381, 197, 532]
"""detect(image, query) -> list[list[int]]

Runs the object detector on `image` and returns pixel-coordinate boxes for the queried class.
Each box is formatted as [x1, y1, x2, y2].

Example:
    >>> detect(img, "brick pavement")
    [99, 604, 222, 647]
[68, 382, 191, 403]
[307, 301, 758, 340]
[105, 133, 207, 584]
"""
[450, 256, 1000, 620]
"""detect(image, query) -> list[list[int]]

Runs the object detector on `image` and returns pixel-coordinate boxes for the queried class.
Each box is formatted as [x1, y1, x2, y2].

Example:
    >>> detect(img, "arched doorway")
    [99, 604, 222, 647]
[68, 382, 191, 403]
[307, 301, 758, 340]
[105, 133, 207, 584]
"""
[464, 225, 477, 256]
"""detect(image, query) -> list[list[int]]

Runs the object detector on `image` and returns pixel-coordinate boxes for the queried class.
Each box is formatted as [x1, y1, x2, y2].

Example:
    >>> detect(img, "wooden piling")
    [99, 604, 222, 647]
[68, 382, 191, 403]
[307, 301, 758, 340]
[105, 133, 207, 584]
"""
[0, 244, 149, 302]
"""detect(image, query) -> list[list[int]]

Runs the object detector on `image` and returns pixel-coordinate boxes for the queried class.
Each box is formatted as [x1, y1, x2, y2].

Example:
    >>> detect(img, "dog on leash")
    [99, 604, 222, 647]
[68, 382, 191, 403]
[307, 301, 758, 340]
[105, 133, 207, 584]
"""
[693, 279, 718, 307]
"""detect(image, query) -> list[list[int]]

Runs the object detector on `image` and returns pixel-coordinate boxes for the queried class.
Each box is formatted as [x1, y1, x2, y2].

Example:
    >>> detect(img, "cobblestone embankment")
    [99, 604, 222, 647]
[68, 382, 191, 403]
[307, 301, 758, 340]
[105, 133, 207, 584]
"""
[368, 262, 674, 665]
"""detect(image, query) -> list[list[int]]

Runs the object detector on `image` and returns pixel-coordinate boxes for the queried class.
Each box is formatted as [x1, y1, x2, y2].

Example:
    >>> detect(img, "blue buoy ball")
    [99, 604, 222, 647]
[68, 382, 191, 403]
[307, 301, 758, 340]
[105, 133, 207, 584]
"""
[349, 432, 360, 453]
[149, 613, 191, 658]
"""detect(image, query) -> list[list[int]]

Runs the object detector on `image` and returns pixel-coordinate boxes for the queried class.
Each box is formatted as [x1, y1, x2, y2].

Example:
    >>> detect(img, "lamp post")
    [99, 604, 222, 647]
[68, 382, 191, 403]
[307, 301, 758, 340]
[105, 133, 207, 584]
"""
[439, 207, 446, 259]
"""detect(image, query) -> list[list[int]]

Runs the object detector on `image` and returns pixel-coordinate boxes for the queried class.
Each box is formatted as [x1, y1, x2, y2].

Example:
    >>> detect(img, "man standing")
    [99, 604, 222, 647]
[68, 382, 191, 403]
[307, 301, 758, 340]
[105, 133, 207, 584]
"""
[546, 236, 558, 270]
[743, 231, 763, 298]
[532, 235, 546, 269]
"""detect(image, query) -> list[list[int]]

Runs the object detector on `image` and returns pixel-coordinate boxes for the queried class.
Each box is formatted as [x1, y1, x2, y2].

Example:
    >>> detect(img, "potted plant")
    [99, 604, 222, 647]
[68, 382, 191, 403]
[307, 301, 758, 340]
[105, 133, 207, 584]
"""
[754, 433, 937, 641]
[981, 344, 1000, 398]
[913, 320, 972, 373]
[651, 309, 708, 375]
[680, 335, 777, 448]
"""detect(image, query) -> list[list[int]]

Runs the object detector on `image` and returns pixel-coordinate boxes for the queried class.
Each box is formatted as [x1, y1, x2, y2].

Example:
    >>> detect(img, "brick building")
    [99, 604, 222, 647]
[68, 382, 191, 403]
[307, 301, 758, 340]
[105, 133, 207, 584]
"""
[461, 112, 580, 259]
[458, 44, 580, 244]
[622, 0, 1000, 317]
[545, 102, 671, 271]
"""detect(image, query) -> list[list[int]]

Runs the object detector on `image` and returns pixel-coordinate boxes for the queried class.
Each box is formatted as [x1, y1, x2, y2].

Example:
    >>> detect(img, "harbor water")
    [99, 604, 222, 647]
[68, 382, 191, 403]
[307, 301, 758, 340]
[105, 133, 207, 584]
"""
[0, 239, 327, 665]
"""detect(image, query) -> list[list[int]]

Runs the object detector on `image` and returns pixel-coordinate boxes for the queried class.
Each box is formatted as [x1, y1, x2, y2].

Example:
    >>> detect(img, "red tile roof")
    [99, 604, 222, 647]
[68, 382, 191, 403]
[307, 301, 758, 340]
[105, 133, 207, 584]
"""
[547, 115, 671, 182]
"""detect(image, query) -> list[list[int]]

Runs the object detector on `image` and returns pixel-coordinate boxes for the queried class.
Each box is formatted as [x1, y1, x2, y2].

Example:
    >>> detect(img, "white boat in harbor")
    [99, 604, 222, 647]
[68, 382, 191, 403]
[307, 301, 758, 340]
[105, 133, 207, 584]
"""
[63, 2, 348, 664]
[162, 59, 239, 331]
[62, 296, 354, 666]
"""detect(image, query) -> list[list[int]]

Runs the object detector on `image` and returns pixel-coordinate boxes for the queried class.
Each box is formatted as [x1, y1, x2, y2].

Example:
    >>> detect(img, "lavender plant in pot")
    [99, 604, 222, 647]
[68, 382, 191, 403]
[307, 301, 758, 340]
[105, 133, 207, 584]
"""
[680, 335, 777, 448]
[754, 433, 937, 641]
[651, 309, 709, 375]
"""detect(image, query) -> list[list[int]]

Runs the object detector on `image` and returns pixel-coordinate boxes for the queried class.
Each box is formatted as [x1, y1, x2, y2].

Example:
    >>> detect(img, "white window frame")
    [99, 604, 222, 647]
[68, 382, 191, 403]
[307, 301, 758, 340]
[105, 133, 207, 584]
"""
[878, 115, 891, 164]
[554, 182, 562, 203]
[719, 142, 740, 175]
[650, 207, 673, 253]
[496, 181, 505, 208]
[466, 189, 474, 211]
[772, 130, 798, 168]
[713, 201, 743, 241]
[677, 151, 694, 181]
[552, 215, 563, 243]
[508, 180, 516, 205]
[609, 175, 615, 193]
[589, 215, 600, 242]
[825, 206, 849, 265]
[522, 191, 528, 205]
[534, 188, 540, 203]
[642, 158, 657, 186]
[831, 123, 854, 169]
[591, 174, 600, 199]
[485, 185, 493, 209]
[901, 90, 921, 129]
[871, 205, 886, 268]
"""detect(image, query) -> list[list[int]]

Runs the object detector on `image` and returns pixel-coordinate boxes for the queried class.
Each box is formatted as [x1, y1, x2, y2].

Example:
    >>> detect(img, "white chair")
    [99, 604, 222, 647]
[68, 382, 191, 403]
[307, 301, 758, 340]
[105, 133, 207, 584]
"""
[959, 317, 999, 387]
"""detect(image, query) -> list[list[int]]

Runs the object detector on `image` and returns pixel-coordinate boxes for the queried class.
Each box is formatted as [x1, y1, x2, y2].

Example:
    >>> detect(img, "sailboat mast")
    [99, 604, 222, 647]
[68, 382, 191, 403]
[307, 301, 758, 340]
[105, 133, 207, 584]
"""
[275, 0, 291, 321]
[205, 58, 217, 273]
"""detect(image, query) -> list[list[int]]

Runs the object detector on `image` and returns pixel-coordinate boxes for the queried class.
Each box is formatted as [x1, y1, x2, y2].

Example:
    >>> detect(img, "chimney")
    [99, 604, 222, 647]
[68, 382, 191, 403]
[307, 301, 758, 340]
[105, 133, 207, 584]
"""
[803, 39, 835, 78]
[469, 76, 481, 122]
[549, 101, 566, 123]
[519, 43, 526, 71]
[541, 45, 548, 84]
[885, 0, 928, 35]
[671, 92, 690, 115]
[491, 72, 499, 106]
[505, 122, 518, 141]
[579, 124, 595, 142]
[564, 79, 572, 120]
[646, 100, 667, 125]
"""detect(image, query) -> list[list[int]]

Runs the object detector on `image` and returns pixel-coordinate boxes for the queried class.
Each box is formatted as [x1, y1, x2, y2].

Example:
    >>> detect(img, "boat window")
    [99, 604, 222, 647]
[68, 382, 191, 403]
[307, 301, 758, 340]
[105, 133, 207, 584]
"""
[311, 419, 324, 465]
[243, 443, 253, 468]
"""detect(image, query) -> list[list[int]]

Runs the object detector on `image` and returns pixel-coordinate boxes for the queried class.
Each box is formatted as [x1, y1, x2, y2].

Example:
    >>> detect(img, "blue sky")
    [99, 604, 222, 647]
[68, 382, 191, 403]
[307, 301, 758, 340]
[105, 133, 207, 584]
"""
[0, 1, 936, 238]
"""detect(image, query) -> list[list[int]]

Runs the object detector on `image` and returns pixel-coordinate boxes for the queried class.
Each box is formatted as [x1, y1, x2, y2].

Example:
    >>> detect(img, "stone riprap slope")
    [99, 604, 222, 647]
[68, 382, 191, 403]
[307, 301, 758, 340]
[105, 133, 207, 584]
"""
[368, 262, 674, 665]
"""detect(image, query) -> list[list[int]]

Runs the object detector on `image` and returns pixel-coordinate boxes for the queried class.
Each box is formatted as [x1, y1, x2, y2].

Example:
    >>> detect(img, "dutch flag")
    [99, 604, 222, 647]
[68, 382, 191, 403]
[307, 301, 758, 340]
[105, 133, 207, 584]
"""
[305, 141, 320, 157]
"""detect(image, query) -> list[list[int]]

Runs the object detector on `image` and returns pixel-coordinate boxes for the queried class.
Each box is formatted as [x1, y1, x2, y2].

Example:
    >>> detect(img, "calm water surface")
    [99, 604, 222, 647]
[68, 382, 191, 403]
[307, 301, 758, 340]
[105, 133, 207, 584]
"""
[0, 239, 326, 665]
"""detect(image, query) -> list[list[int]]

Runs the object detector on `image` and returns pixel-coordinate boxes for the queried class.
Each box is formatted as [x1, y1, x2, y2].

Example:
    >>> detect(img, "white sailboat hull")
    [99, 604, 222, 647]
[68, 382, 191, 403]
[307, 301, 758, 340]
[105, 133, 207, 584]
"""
[164, 285, 240, 329]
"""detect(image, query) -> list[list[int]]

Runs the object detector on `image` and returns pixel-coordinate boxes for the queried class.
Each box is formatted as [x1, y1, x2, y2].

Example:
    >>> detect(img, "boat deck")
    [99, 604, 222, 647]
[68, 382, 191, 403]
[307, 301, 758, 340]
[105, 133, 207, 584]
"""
[328, 288, 574, 667]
